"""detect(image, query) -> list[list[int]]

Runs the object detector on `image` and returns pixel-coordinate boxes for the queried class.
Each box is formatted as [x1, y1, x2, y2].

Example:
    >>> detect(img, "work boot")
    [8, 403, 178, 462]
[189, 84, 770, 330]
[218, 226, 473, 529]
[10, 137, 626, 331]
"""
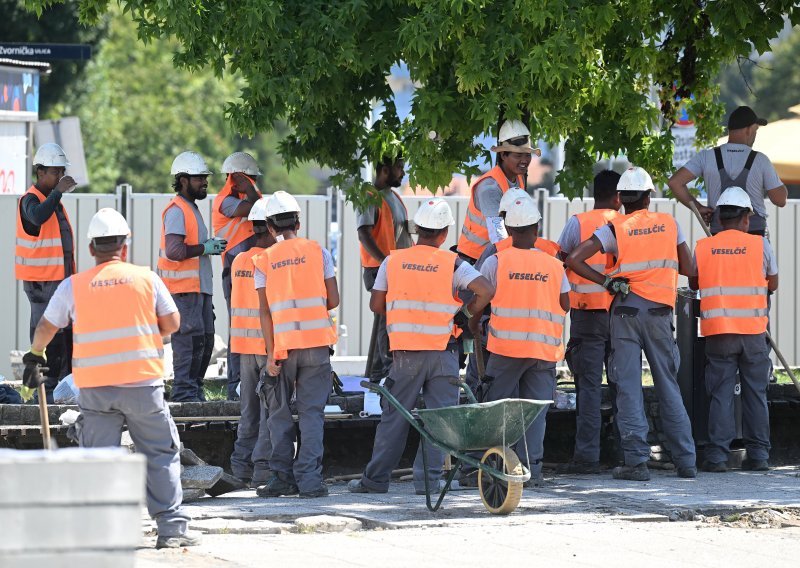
[523, 470, 545, 488]
[156, 531, 202, 549]
[347, 479, 387, 494]
[256, 474, 298, 497]
[701, 460, 728, 473]
[677, 466, 697, 478]
[555, 461, 601, 475]
[612, 463, 651, 481]
[250, 469, 273, 489]
[299, 484, 329, 499]
[741, 458, 769, 471]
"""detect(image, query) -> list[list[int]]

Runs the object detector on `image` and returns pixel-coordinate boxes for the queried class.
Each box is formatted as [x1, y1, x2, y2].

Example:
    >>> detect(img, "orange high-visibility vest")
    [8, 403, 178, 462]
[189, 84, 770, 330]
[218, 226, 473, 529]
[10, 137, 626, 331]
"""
[457, 166, 524, 259]
[566, 209, 618, 310]
[385, 245, 462, 351]
[487, 247, 566, 361]
[696, 231, 768, 336]
[495, 237, 559, 258]
[71, 261, 165, 388]
[15, 186, 75, 281]
[609, 210, 679, 307]
[359, 189, 408, 268]
[212, 175, 262, 255]
[230, 246, 266, 355]
[256, 238, 337, 358]
[157, 196, 202, 294]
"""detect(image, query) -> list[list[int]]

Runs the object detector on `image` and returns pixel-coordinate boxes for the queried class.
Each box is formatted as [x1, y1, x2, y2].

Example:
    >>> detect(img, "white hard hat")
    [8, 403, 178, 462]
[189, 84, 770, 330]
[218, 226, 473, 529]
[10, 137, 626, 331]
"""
[265, 190, 301, 217]
[504, 194, 542, 227]
[617, 166, 654, 193]
[170, 151, 212, 176]
[717, 186, 752, 210]
[498, 120, 531, 143]
[87, 208, 131, 239]
[247, 196, 270, 221]
[413, 198, 455, 230]
[221, 152, 261, 175]
[499, 187, 530, 213]
[33, 143, 70, 167]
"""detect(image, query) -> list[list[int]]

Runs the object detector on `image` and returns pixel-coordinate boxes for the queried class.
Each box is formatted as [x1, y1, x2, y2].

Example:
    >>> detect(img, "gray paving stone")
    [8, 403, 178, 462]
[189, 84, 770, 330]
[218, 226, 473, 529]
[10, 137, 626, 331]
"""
[295, 515, 362, 533]
[206, 471, 247, 497]
[181, 465, 223, 489]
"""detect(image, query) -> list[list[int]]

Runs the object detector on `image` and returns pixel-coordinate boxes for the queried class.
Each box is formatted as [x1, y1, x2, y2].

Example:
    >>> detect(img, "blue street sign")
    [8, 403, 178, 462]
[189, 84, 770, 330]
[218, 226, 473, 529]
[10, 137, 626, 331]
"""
[0, 43, 92, 61]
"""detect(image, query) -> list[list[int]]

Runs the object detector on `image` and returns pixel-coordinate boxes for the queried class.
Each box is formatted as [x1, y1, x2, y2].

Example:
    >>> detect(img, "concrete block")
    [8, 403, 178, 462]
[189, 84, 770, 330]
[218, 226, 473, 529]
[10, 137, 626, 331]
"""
[190, 518, 284, 534]
[180, 447, 205, 466]
[295, 515, 362, 533]
[181, 465, 223, 489]
[182, 488, 206, 502]
[206, 471, 246, 497]
[1, 404, 22, 425]
[0, 448, 145, 506]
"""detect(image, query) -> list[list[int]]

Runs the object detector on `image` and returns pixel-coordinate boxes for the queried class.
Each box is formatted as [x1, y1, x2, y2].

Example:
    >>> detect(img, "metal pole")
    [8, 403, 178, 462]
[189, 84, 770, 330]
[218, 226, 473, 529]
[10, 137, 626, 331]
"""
[688, 202, 800, 396]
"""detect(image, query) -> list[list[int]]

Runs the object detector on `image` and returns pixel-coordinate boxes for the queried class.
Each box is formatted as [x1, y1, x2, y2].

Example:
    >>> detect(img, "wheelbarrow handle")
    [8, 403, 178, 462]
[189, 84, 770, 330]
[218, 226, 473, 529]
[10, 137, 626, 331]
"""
[448, 378, 479, 405]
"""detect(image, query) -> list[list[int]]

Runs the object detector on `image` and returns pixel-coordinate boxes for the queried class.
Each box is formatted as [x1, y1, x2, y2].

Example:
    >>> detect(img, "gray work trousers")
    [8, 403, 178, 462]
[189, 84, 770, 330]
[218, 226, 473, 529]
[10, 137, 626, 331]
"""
[483, 354, 556, 477]
[77, 386, 189, 537]
[360, 349, 460, 493]
[704, 333, 771, 463]
[567, 309, 611, 463]
[266, 346, 331, 492]
[25, 280, 72, 402]
[171, 293, 215, 402]
[230, 354, 272, 480]
[222, 268, 241, 400]
[363, 267, 392, 380]
[608, 295, 696, 468]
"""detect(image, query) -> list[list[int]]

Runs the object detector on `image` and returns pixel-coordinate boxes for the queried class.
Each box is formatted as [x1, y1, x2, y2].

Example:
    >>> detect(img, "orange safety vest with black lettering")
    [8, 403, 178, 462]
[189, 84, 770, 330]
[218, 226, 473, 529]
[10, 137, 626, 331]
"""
[494, 237, 560, 258]
[71, 261, 165, 388]
[230, 247, 266, 355]
[15, 186, 75, 281]
[212, 175, 262, 255]
[385, 245, 462, 351]
[609, 210, 679, 307]
[157, 197, 202, 294]
[487, 247, 566, 361]
[695, 231, 768, 336]
[566, 209, 618, 310]
[256, 238, 337, 358]
[457, 166, 523, 260]
[360, 189, 407, 268]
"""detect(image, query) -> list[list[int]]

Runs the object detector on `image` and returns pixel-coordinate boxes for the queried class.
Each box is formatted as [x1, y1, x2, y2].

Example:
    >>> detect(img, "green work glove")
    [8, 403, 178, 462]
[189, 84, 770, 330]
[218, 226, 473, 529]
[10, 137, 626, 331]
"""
[202, 237, 228, 255]
[603, 276, 631, 297]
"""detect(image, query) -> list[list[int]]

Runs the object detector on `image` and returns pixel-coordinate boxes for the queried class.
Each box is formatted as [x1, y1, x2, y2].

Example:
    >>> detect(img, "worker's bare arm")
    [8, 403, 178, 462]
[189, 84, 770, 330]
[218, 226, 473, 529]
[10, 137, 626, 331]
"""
[369, 289, 387, 315]
[767, 185, 788, 207]
[157, 311, 180, 337]
[466, 275, 494, 316]
[566, 236, 606, 285]
[325, 277, 340, 310]
[668, 168, 714, 221]
[677, 242, 694, 277]
[31, 317, 60, 353]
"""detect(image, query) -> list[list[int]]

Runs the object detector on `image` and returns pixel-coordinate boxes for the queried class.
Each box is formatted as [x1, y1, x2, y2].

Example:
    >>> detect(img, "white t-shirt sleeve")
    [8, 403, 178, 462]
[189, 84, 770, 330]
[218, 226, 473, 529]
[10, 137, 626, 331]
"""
[356, 204, 378, 229]
[560, 271, 571, 294]
[758, 154, 784, 192]
[683, 149, 706, 178]
[163, 205, 186, 236]
[372, 258, 390, 291]
[152, 273, 178, 316]
[676, 222, 686, 245]
[593, 224, 618, 256]
[322, 248, 336, 279]
[478, 255, 498, 289]
[557, 216, 581, 254]
[42, 278, 74, 329]
[453, 260, 481, 291]
[254, 267, 266, 290]
[763, 238, 778, 276]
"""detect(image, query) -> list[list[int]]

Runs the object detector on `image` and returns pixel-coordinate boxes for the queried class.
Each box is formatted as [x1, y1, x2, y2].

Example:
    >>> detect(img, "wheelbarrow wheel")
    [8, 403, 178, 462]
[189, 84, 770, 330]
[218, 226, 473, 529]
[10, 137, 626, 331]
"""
[478, 446, 523, 515]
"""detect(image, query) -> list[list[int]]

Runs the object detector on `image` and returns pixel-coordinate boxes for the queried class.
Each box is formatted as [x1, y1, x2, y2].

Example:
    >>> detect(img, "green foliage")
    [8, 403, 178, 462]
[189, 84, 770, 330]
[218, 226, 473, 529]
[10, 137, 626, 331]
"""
[25, 0, 800, 198]
[47, 7, 321, 194]
[1, 0, 106, 114]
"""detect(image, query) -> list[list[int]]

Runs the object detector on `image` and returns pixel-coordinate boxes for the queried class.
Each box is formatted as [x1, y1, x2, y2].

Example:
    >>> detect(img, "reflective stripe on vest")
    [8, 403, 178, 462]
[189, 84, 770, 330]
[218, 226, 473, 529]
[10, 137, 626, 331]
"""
[258, 238, 337, 357]
[71, 261, 165, 388]
[695, 231, 768, 336]
[385, 245, 461, 351]
[230, 247, 267, 355]
[15, 186, 74, 282]
[359, 189, 407, 268]
[211, 175, 262, 254]
[487, 247, 566, 361]
[566, 209, 618, 311]
[609, 210, 679, 307]
[457, 166, 522, 259]
[157, 196, 202, 294]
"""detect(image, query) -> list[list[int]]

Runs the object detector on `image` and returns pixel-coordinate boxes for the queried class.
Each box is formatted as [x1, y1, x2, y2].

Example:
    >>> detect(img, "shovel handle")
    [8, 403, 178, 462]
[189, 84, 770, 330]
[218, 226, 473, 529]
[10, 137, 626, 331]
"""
[37, 384, 51, 451]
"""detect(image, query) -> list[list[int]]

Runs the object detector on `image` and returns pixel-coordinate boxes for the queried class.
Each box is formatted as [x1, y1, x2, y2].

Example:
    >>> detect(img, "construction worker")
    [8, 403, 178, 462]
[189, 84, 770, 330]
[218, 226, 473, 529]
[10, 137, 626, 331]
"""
[690, 187, 778, 472]
[349, 198, 494, 495]
[158, 151, 227, 402]
[566, 166, 697, 481]
[212, 151, 263, 400]
[229, 197, 275, 487]
[668, 105, 787, 235]
[556, 170, 622, 474]
[462, 195, 569, 487]
[457, 120, 540, 262]
[21, 208, 199, 549]
[253, 191, 338, 498]
[357, 153, 413, 382]
[15, 143, 77, 402]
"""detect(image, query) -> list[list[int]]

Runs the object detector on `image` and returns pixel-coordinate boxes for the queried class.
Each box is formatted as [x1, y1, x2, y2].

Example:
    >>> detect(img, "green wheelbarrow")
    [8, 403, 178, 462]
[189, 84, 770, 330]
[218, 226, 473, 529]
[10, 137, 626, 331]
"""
[361, 380, 551, 515]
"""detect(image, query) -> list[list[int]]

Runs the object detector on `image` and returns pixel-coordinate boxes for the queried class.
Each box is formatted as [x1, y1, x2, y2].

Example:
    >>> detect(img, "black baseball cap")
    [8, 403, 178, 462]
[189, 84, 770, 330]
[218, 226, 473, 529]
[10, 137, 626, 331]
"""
[728, 106, 767, 130]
